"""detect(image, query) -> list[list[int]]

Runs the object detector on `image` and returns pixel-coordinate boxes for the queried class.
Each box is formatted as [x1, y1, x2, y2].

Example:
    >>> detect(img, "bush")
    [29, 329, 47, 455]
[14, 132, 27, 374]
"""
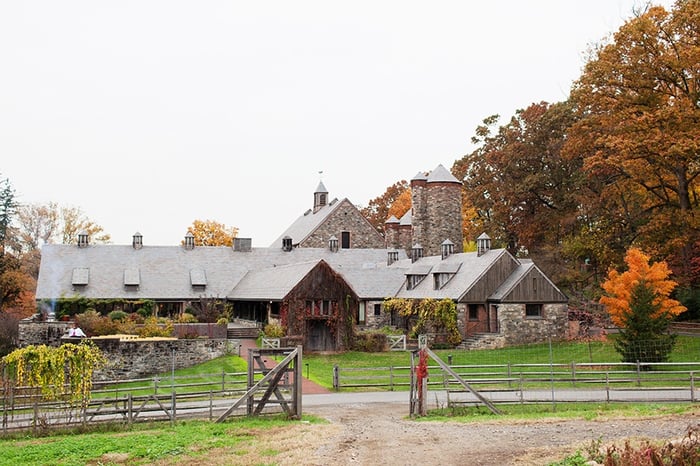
[177, 312, 198, 324]
[353, 331, 388, 352]
[263, 322, 285, 338]
[138, 317, 174, 338]
[108, 310, 128, 322]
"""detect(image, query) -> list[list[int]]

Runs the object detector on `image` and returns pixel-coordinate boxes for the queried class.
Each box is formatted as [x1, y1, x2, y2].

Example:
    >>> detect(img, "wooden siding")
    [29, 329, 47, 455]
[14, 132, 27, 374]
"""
[460, 252, 519, 302]
[282, 261, 358, 351]
[500, 267, 567, 303]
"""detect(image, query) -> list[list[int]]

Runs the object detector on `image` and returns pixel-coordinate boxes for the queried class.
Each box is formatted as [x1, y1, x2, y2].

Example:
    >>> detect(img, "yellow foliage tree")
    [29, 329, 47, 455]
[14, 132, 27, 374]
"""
[186, 219, 239, 247]
[600, 247, 686, 327]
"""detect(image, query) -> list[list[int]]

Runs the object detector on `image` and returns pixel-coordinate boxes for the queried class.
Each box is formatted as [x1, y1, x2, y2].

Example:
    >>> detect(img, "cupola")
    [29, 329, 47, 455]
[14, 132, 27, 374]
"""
[441, 239, 454, 259]
[411, 243, 424, 263]
[132, 232, 143, 250]
[477, 233, 491, 256]
[184, 231, 195, 250]
[328, 235, 339, 252]
[77, 230, 89, 248]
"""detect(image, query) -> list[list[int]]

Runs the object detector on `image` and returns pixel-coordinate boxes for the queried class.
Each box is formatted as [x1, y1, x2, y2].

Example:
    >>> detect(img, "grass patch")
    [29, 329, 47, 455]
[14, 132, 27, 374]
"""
[421, 402, 698, 423]
[0, 415, 325, 466]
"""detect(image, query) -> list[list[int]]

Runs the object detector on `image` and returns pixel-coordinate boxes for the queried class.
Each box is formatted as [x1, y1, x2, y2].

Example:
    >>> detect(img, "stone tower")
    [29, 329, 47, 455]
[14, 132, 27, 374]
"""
[410, 164, 463, 257]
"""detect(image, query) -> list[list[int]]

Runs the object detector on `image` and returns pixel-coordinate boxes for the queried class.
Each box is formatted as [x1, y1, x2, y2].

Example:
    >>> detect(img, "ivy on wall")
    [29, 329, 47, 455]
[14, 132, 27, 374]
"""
[383, 297, 462, 346]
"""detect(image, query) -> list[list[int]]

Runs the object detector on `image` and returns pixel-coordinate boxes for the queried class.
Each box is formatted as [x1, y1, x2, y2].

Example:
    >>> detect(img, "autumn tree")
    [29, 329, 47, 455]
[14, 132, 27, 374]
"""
[59, 205, 111, 245]
[0, 174, 17, 255]
[186, 219, 238, 247]
[566, 1, 700, 285]
[600, 247, 686, 363]
[361, 181, 410, 233]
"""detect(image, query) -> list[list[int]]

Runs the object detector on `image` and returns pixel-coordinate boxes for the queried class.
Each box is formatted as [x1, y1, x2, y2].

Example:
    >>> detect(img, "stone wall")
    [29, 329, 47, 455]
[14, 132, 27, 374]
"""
[18, 320, 72, 347]
[303, 200, 385, 249]
[497, 303, 569, 346]
[90, 338, 239, 381]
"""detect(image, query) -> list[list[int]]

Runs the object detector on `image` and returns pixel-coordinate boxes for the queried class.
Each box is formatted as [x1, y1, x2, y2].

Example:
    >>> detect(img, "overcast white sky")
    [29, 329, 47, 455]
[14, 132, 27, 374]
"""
[0, 1, 673, 247]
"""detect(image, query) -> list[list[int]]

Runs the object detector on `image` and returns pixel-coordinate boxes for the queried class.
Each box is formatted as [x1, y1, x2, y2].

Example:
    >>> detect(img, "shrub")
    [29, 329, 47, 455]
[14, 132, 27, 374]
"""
[108, 310, 128, 322]
[138, 317, 174, 338]
[353, 331, 388, 352]
[177, 312, 198, 324]
[263, 322, 285, 338]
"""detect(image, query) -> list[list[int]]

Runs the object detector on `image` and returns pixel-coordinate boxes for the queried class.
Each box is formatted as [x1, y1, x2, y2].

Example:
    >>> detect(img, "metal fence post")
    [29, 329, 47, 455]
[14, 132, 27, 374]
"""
[333, 364, 339, 390]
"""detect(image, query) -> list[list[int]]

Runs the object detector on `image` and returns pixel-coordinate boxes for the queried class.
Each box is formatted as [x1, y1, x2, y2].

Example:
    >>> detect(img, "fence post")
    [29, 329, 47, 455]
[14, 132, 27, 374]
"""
[209, 390, 213, 421]
[571, 361, 576, 388]
[171, 391, 176, 425]
[222, 371, 226, 392]
[128, 393, 133, 426]
[605, 372, 610, 404]
[389, 366, 394, 391]
[333, 365, 339, 391]
[507, 362, 512, 389]
[691, 372, 695, 403]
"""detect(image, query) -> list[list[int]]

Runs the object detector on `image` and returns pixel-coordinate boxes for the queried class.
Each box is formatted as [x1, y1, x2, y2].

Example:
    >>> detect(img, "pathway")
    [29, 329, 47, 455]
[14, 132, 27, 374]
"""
[238, 338, 331, 395]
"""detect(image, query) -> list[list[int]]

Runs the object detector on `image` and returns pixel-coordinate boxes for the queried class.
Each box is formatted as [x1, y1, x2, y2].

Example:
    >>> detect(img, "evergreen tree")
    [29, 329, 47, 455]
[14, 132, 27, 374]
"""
[614, 280, 676, 365]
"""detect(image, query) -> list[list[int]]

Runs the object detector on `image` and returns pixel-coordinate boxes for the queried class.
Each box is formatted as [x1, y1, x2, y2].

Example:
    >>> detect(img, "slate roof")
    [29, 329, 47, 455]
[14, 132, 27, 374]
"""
[270, 197, 347, 247]
[36, 243, 408, 301]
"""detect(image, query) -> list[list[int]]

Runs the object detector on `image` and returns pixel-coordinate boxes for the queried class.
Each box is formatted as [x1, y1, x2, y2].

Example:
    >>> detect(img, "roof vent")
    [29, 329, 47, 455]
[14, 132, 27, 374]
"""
[477, 233, 491, 257]
[233, 237, 252, 252]
[328, 235, 339, 252]
[282, 236, 293, 252]
[441, 239, 454, 260]
[77, 230, 89, 248]
[387, 249, 399, 265]
[411, 243, 423, 263]
[132, 232, 143, 250]
[184, 231, 195, 250]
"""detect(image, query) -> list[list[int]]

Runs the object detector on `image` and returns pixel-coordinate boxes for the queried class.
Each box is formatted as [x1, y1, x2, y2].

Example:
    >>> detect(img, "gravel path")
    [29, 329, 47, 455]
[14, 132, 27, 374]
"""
[300, 402, 700, 465]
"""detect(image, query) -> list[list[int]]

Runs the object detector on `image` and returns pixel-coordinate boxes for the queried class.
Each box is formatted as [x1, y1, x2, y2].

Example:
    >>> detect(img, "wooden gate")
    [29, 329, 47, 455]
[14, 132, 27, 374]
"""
[216, 346, 303, 422]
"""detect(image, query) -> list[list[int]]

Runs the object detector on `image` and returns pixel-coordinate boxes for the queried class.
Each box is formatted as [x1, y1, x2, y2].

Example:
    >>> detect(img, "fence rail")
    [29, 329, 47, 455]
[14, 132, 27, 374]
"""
[0, 371, 288, 433]
[333, 361, 700, 395]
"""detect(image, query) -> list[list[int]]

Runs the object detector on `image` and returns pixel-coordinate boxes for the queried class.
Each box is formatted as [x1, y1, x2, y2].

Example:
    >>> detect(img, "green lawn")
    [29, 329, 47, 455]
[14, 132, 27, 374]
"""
[0, 416, 324, 466]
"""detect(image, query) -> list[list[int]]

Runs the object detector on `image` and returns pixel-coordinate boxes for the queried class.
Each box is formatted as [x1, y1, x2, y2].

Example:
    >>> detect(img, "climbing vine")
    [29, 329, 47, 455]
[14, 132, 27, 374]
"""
[1, 342, 106, 408]
[383, 298, 462, 346]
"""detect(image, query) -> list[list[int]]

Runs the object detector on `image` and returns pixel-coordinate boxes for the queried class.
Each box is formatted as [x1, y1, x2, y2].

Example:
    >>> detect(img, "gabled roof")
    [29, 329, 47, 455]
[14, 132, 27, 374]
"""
[489, 259, 568, 303]
[269, 197, 347, 247]
[395, 249, 508, 300]
[228, 261, 320, 300]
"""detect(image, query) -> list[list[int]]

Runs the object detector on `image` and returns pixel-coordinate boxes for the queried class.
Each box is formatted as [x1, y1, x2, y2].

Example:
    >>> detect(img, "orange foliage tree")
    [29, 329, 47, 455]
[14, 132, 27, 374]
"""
[600, 247, 686, 328]
[186, 219, 239, 247]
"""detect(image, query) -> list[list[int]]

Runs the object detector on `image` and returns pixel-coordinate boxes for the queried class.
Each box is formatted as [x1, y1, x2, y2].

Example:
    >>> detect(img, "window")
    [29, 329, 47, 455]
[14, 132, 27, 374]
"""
[341, 231, 350, 249]
[357, 302, 365, 324]
[468, 304, 479, 320]
[525, 304, 543, 318]
[407, 274, 425, 290]
[433, 273, 453, 290]
[374, 303, 382, 316]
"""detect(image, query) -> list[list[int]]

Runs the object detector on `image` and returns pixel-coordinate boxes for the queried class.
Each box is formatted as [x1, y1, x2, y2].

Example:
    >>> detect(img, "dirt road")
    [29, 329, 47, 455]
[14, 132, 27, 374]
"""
[304, 403, 697, 465]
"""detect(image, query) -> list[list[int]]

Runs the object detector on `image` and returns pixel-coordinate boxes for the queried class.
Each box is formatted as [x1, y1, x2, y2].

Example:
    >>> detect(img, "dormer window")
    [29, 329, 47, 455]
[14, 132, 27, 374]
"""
[77, 231, 89, 248]
[405, 264, 432, 290]
[328, 235, 339, 252]
[432, 262, 460, 290]
[71, 267, 89, 287]
[132, 232, 143, 250]
[124, 268, 140, 290]
[184, 232, 195, 250]
[190, 269, 207, 292]
[407, 274, 425, 290]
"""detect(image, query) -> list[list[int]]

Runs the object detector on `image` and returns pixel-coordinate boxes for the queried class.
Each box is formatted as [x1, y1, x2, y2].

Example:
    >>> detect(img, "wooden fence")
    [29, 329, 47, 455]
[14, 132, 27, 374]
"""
[0, 370, 288, 434]
[333, 360, 700, 396]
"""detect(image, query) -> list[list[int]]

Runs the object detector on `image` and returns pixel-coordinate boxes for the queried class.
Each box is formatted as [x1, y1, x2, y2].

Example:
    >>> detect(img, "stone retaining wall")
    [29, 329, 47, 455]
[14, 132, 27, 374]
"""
[88, 337, 239, 381]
